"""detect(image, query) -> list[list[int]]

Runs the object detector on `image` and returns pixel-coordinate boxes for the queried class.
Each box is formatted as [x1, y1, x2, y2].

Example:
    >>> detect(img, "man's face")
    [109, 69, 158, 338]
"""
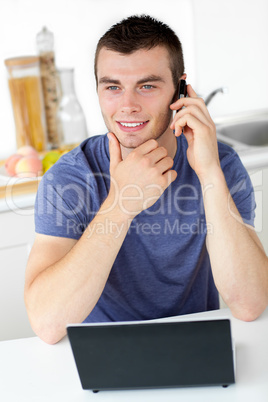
[97, 46, 176, 155]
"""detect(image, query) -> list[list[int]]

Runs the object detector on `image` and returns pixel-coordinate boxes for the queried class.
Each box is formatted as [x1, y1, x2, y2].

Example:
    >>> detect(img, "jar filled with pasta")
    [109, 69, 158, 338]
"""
[4, 56, 48, 152]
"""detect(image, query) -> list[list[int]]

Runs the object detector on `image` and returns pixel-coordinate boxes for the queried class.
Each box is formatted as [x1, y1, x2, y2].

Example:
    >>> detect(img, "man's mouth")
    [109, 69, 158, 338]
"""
[117, 121, 149, 131]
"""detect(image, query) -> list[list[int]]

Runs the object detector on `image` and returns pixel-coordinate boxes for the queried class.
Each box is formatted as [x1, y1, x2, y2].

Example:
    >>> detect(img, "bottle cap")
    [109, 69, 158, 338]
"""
[36, 26, 54, 53]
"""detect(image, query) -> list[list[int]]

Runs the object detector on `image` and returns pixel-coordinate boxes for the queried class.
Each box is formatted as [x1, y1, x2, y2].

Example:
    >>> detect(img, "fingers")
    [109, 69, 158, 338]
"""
[108, 132, 175, 185]
[170, 84, 211, 121]
[163, 169, 177, 187]
[108, 132, 170, 169]
[146, 151, 177, 191]
[146, 146, 168, 164]
[170, 84, 215, 138]
[134, 138, 159, 155]
[171, 104, 209, 131]
[133, 144, 174, 177]
[186, 83, 198, 97]
[126, 139, 169, 167]
[173, 113, 212, 138]
[108, 134, 159, 170]
[170, 97, 210, 122]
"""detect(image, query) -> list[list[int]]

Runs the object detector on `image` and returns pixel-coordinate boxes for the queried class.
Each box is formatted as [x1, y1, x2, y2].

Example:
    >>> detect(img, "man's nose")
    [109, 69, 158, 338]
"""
[120, 90, 141, 113]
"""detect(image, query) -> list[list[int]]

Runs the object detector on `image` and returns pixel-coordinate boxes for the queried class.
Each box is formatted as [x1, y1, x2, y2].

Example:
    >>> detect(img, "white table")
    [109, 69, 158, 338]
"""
[0, 308, 268, 402]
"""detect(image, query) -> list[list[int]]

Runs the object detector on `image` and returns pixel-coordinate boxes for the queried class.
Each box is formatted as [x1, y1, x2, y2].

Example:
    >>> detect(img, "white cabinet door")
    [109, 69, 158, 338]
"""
[249, 167, 268, 255]
[0, 209, 36, 341]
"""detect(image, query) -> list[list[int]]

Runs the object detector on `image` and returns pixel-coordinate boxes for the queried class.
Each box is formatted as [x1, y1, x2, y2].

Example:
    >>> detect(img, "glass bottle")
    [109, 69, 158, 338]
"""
[36, 26, 60, 149]
[4, 56, 47, 152]
[57, 68, 88, 148]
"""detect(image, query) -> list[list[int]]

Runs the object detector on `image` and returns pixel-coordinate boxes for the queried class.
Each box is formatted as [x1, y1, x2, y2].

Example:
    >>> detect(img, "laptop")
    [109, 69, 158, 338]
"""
[67, 318, 235, 392]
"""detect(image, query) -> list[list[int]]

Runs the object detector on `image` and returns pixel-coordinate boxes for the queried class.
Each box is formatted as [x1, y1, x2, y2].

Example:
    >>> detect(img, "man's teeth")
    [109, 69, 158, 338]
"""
[120, 122, 145, 127]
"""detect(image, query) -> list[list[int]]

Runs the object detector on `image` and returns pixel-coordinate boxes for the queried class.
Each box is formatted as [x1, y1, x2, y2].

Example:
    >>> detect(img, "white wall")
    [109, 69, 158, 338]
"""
[0, 0, 267, 160]
[192, 0, 268, 117]
[0, 0, 196, 159]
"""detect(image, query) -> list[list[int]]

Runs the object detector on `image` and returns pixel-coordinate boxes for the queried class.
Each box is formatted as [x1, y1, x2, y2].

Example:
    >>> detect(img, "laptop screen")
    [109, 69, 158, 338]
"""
[67, 319, 235, 391]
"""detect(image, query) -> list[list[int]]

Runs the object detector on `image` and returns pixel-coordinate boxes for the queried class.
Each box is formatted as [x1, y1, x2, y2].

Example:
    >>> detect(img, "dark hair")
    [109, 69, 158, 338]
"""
[94, 14, 185, 88]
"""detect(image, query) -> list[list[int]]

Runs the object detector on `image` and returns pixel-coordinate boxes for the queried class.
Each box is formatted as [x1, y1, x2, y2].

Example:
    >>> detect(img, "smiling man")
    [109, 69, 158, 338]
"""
[97, 46, 179, 157]
[24, 15, 268, 344]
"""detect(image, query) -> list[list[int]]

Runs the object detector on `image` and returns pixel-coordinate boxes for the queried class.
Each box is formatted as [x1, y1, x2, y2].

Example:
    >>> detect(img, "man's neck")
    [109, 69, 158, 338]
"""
[157, 129, 177, 160]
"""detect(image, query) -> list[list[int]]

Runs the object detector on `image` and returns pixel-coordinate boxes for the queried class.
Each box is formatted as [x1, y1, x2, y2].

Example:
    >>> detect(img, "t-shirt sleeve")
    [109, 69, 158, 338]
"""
[220, 145, 256, 227]
[34, 154, 101, 240]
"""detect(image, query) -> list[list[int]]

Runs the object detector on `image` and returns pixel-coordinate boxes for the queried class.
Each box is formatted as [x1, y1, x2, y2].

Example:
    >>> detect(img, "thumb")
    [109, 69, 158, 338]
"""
[107, 132, 123, 170]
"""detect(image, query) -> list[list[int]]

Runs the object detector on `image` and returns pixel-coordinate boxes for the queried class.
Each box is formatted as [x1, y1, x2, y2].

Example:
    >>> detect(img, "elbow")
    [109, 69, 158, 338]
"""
[230, 301, 267, 322]
[38, 331, 65, 346]
[24, 293, 66, 345]
[29, 317, 66, 345]
[35, 323, 66, 345]
[232, 309, 259, 322]
[223, 286, 268, 323]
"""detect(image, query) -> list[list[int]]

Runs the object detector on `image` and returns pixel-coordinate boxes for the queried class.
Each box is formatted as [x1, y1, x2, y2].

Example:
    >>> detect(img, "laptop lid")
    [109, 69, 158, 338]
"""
[67, 319, 235, 392]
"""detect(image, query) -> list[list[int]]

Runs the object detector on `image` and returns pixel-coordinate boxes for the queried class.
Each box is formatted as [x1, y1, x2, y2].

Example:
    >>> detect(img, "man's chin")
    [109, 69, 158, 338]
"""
[118, 135, 150, 150]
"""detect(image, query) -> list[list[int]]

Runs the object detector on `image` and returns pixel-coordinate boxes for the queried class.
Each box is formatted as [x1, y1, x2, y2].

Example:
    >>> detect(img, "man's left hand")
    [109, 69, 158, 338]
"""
[170, 84, 220, 184]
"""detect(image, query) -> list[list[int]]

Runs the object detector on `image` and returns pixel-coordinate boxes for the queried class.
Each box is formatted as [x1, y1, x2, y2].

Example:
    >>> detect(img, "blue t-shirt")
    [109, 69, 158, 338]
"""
[35, 134, 256, 322]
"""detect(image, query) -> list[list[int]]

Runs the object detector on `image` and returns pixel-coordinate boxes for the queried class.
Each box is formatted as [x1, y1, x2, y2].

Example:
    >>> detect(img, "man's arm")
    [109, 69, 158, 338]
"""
[201, 167, 268, 320]
[170, 85, 268, 320]
[25, 136, 177, 344]
[24, 202, 131, 345]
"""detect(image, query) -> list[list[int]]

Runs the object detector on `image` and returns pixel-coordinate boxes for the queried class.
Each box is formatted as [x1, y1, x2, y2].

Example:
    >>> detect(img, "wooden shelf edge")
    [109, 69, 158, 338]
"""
[0, 179, 40, 199]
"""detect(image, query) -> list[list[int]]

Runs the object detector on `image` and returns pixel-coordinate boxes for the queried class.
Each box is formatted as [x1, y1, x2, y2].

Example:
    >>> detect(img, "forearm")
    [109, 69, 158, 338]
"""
[26, 198, 132, 344]
[201, 167, 268, 320]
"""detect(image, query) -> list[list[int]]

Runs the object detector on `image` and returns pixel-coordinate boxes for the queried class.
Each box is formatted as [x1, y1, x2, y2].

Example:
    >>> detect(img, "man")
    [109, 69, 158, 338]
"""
[25, 15, 268, 344]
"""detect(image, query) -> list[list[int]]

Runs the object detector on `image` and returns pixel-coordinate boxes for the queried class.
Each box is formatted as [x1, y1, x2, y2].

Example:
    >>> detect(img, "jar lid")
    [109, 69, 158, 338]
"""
[36, 26, 54, 53]
[4, 56, 40, 68]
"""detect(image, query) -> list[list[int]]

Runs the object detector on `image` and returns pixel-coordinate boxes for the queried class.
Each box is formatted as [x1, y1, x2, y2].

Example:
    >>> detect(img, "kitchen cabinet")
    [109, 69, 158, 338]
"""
[0, 208, 35, 341]
[249, 167, 268, 255]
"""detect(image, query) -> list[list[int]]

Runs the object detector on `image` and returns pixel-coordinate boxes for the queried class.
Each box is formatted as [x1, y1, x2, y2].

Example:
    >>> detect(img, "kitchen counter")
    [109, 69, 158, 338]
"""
[0, 145, 74, 212]
[0, 307, 268, 401]
[0, 159, 39, 212]
[0, 181, 38, 212]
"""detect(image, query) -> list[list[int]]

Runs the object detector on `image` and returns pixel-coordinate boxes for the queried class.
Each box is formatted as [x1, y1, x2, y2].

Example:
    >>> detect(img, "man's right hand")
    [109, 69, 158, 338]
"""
[107, 132, 177, 217]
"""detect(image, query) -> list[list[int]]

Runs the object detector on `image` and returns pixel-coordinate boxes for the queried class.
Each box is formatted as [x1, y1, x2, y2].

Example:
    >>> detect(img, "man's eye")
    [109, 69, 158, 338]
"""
[108, 86, 119, 91]
[142, 85, 154, 89]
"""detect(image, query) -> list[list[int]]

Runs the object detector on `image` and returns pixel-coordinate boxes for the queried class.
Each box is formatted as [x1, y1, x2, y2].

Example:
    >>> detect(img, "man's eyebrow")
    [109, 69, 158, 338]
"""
[98, 77, 121, 85]
[136, 75, 165, 85]
[98, 75, 165, 85]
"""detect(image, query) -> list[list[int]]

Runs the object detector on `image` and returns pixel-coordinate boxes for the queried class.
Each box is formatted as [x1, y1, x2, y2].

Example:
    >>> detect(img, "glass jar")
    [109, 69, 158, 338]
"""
[56, 68, 88, 148]
[36, 26, 60, 149]
[4, 56, 47, 152]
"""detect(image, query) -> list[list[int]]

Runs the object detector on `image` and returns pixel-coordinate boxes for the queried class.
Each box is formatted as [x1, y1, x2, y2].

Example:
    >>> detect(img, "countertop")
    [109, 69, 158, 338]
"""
[0, 158, 39, 212]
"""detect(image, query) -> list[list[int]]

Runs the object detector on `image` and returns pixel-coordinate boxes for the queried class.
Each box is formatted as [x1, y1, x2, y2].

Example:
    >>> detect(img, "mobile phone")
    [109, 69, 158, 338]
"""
[176, 79, 187, 113]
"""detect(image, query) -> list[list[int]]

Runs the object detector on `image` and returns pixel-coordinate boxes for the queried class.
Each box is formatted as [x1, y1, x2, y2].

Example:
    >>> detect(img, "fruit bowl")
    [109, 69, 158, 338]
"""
[1, 145, 73, 185]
